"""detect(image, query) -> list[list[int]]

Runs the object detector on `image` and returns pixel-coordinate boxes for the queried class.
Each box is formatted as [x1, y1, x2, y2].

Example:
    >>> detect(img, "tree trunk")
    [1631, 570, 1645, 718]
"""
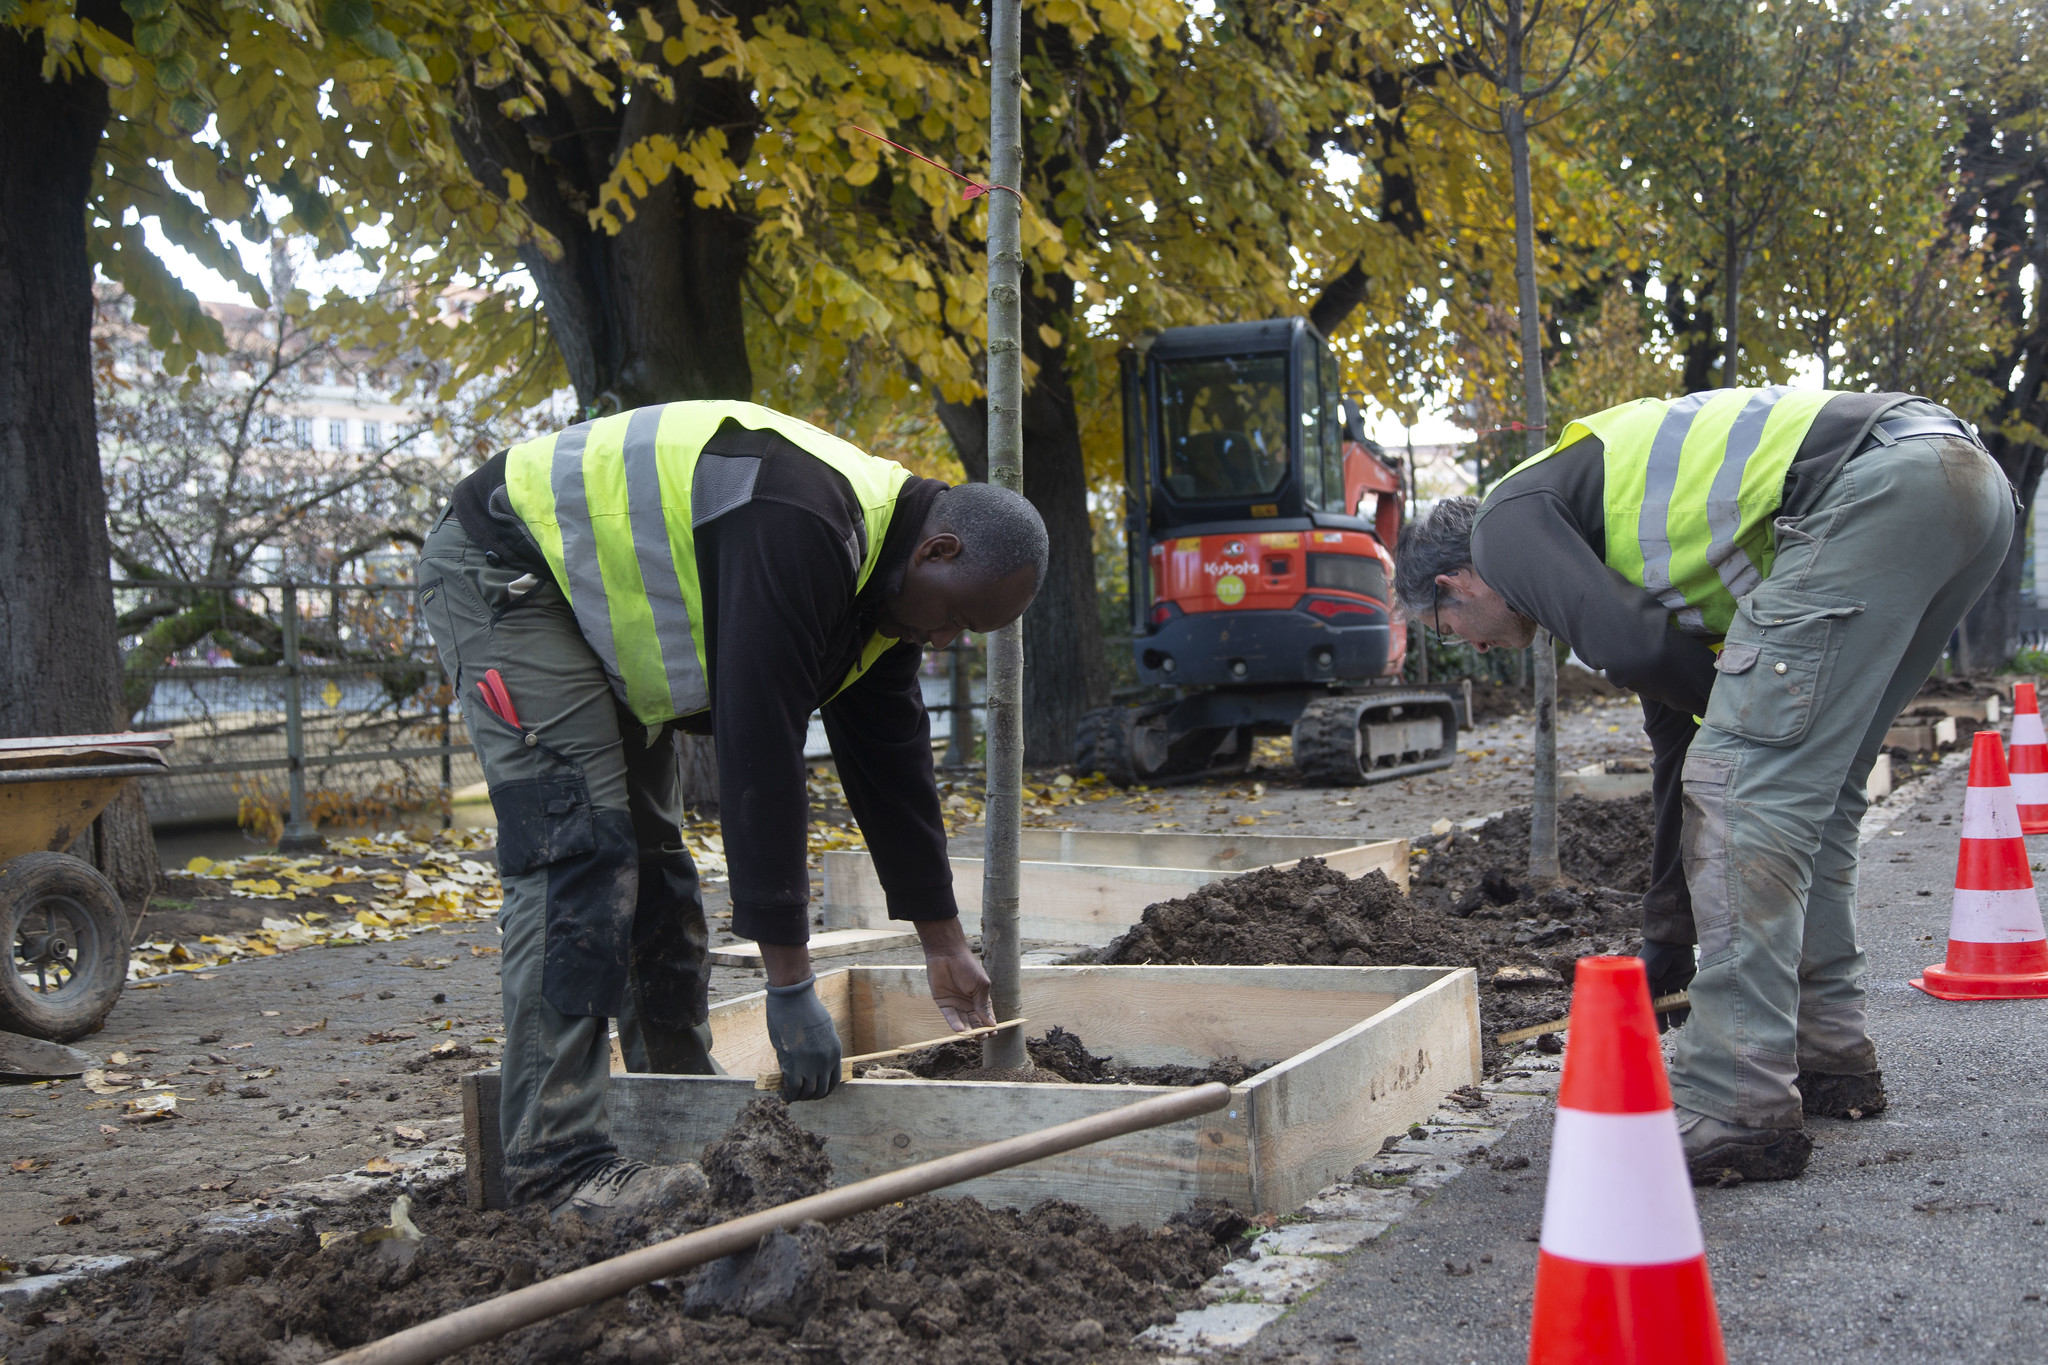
[1721, 218, 1744, 387]
[0, 21, 158, 917]
[1500, 7, 1558, 885]
[936, 277, 1109, 770]
[447, 52, 760, 413]
[980, 0, 1028, 1072]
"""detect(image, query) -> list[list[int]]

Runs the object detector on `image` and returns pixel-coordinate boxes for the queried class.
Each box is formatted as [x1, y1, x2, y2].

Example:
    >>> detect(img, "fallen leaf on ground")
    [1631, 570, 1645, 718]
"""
[108, 1051, 129, 1066]
[242, 1068, 276, 1080]
[200, 1178, 237, 1191]
[283, 1019, 329, 1036]
[393, 1125, 427, 1143]
[8, 1109, 35, 1119]
[362, 1156, 403, 1174]
[82, 1071, 131, 1095]
[98, 1125, 119, 1135]
[469, 944, 499, 956]
[12, 1157, 46, 1172]
[364, 1031, 418, 1045]
[261, 1011, 280, 1018]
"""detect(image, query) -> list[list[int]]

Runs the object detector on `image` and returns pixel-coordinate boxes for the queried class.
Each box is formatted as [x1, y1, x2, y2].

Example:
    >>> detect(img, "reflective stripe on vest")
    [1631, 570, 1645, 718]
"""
[1496, 386, 1832, 638]
[502, 401, 914, 724]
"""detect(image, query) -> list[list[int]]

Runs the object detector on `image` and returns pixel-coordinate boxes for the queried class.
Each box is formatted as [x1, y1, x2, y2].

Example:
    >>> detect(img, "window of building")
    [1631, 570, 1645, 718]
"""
[362, 420, 382, 447]
[292, 417, 312, 448]
[329, 419, 348, 449]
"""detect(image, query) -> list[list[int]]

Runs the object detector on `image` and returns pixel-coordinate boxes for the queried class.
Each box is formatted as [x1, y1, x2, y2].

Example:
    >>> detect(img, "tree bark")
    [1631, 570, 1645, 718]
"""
[0, 19, 158, 916]
[447, 40, 761, 413]
[981, 0, 1027, 1072]
[936, 276, 1110, 769]
[1499, 1, 1558, 885]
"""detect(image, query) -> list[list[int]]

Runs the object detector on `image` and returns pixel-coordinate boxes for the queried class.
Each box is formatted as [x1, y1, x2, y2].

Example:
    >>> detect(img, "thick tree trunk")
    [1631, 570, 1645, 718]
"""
[936, 277, 1109, 769]
[0, 22, 158, 916]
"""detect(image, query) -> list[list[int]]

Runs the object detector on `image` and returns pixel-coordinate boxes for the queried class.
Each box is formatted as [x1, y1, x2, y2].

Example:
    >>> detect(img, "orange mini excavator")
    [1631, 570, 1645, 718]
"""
[1075, 318, 1461, 785]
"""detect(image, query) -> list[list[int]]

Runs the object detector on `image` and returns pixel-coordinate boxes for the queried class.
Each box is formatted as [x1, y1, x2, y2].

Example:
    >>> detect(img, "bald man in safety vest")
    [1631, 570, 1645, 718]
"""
[1395, 390, 2012, 1183]
[419, 402, 1046, 1220]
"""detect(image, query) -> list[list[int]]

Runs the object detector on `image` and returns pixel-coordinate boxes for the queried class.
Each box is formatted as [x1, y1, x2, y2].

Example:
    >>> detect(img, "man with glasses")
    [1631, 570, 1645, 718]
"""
[1394, 390, 2011, 1183]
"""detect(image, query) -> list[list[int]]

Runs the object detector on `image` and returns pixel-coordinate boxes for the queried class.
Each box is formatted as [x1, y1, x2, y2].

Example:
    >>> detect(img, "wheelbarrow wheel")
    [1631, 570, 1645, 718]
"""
[0, 852, 130, 1043]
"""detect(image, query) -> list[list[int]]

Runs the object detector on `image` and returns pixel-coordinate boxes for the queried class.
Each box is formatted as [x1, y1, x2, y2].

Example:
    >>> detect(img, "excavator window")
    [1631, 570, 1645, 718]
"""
[1157, 354, 1290, 500]
[1318, 349, 1347, 511]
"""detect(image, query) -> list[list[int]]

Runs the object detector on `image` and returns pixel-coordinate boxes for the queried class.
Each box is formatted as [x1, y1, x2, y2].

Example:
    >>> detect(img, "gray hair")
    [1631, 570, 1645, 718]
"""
[929, 482, 1049, 591]
[1394, 497, 1479, 613]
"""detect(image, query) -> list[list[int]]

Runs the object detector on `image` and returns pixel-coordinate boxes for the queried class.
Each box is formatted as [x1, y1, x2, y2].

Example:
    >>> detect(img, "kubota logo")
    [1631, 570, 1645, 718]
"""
[1205, 560, 1258, 576]
[1224, 541, 1246, 556]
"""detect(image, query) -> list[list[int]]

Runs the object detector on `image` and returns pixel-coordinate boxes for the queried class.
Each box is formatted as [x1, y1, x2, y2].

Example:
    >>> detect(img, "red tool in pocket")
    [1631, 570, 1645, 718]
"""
[475, 669, 522, 728]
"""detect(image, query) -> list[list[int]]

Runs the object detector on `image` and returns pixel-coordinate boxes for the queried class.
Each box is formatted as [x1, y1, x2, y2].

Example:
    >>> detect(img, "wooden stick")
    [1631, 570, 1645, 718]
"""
[1495, 992, 1691, 1047]
[753, 1017, 1028, 1092]
[325, 1082, 1231, 1365]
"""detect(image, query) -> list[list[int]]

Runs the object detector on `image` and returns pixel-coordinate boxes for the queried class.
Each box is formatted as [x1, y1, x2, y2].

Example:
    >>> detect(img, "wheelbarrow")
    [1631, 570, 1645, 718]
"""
[0, 732, 173, 1052]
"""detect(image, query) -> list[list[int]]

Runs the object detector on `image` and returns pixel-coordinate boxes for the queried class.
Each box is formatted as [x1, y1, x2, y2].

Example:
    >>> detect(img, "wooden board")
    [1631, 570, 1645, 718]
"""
[821, 835, 1409, 944]
[707, 928, 919, 968]
[462, 963, 1480, 1222]
[1914, 696, 2001, 723]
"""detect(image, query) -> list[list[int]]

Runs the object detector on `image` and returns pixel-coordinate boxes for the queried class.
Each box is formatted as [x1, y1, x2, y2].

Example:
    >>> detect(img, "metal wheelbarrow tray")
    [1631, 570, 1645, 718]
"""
[0, 732, 173, 1047]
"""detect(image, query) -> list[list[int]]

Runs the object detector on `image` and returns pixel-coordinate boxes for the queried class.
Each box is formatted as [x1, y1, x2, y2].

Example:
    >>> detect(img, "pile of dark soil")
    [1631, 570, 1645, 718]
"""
[879, 1026, 1268, 1088]
[3, 1099, 1241, 1365]
[1095, 795, 1659, 1066]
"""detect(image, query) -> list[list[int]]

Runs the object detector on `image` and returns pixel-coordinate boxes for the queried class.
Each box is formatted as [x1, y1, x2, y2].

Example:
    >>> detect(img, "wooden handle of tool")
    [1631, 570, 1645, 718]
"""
[1494, 992, 1690, 1048]
[753, 1017, 1028, 1092]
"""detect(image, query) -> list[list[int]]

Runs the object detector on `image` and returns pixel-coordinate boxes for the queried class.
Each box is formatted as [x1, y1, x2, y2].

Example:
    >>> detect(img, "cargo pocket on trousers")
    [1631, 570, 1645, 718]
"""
[1704, 587, 1863, 746]
[491, 775, 597, 877]
[1681, 752, 1735, 965]
[417, 578, 460, 689]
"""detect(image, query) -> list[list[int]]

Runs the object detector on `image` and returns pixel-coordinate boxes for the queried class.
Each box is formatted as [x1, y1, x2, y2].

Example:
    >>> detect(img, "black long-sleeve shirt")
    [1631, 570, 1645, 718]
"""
[1469, 391, 1911, 943]
[452, 421, 956, 946]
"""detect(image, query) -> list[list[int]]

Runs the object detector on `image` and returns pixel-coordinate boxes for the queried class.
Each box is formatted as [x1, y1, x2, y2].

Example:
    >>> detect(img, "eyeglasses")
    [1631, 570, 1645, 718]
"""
[1429, 582, 1463, 645]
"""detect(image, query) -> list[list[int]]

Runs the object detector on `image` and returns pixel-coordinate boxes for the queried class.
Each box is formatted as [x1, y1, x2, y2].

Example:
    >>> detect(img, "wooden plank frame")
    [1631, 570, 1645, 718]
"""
[523, 963, 1482, 1226]
[820, 831, 1410, 945]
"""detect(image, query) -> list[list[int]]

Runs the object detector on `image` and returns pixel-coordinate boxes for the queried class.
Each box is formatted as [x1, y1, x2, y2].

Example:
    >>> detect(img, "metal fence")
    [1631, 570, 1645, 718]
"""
[115, 577, 473, 845]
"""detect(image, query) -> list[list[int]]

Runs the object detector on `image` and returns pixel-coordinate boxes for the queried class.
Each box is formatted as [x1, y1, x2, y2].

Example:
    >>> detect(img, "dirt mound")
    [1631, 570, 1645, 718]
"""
[1466, 668, 1631, 721]
[886, 1026, 1268, 1089]
[4, 1100, 1237, 1365]
[1408, 793, 1658, 910]
[702, 1096, 834, 1212]
[1095, 795, 1660, 1067]
[1915, 673, 2002, 700]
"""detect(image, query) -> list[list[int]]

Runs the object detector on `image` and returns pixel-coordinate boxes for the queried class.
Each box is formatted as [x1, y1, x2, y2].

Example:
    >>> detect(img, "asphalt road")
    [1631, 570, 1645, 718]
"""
[1241, 753, 2048, 1364]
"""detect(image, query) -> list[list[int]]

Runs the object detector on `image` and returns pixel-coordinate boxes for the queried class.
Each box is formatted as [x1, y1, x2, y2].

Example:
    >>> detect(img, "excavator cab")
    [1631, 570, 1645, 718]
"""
[1075, 318, 1459, 786]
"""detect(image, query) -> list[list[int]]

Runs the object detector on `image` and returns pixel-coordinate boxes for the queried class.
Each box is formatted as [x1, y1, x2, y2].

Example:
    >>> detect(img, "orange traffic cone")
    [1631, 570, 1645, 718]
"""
[1912, 730, 2048, 1000]
[2008, 683, 2048, 835]
[1529, 957, 1726, 1365]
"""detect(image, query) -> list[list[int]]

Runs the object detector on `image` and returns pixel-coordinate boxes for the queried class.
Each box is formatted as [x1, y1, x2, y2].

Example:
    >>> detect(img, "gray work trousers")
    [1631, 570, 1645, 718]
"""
[417, 514, 718, 1208]
[1670, 427, 2013, 1128]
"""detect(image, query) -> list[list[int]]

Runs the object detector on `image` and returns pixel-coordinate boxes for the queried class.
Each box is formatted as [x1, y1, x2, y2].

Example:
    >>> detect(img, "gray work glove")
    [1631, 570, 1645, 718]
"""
[1640, 940, 1696, 1033]
[765, 975, 842, 1102]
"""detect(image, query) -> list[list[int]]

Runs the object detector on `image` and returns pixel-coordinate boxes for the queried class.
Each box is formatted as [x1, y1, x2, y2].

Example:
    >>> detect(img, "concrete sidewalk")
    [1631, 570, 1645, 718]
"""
[1242, 754, 2048, 1364]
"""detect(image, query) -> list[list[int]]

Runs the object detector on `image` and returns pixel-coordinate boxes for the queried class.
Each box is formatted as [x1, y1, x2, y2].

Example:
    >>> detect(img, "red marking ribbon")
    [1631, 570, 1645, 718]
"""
[845, 125, 1021, 204]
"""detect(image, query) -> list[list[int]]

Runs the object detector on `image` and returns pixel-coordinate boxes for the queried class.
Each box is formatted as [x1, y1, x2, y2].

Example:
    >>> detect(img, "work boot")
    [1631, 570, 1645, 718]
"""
[550, 1158, 707, 1224]
[1798, 1069, 1887, 1120]
[1677, 1107, 1813, 1185]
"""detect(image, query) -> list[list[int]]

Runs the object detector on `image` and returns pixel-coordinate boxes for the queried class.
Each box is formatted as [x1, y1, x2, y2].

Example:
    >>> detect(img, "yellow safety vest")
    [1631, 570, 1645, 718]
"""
[1491, 386, 1834, 638]
[503, 401, 914, 724]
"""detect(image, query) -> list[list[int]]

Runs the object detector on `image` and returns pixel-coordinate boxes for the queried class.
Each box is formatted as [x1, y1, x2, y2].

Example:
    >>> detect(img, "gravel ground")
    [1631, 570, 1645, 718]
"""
[0, 681, 1658, 1270]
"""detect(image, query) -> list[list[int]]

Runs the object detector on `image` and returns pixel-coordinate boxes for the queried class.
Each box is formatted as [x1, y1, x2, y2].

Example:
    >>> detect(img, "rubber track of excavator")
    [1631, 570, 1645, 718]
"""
[1292, 691, 1460, 786]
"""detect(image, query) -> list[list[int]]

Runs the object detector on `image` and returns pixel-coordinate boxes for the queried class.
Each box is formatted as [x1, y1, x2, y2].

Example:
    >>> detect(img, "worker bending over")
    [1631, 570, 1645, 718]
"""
[1396, 390, 2011, 1182]
[419, 401, 1045, 1219]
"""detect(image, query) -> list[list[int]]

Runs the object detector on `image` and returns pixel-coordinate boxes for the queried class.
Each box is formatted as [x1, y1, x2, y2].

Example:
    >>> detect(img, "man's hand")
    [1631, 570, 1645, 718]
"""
[764, 974, 843, 1101]
[916, 918, 994, 1031]
[1640, 939, 1696, 1032]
